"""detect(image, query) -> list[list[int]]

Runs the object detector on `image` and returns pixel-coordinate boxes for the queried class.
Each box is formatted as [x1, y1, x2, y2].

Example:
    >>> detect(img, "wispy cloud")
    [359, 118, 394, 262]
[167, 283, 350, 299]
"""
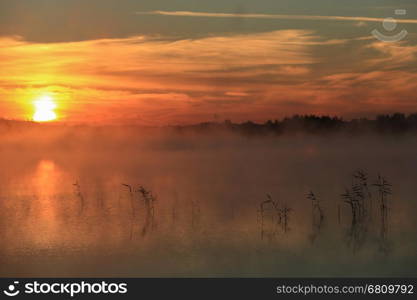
[1, 27, 416, 124]
[0, 30, 320, 123]
[367, 41, 417, 67]
[136, 10, 417, 25]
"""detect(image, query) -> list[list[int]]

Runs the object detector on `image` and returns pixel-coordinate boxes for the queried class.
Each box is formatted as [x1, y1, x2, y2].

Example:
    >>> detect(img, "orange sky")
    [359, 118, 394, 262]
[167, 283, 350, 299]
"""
[1, 1, 417, 125]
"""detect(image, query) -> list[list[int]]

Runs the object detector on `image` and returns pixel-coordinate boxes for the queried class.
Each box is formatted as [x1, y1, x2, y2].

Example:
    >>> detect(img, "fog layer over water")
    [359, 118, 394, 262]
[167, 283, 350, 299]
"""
[0, 125, 416, 277]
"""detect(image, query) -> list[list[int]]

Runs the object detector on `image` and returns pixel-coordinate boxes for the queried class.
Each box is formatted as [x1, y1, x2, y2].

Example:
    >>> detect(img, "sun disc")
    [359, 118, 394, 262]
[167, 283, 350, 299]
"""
[33, 96, 57, 122]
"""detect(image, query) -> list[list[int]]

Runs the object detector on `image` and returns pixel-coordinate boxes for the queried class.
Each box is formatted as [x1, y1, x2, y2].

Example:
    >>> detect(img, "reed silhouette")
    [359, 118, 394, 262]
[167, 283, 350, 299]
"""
[137, 186, 157, 237]
[338, 170, 394, 254]
[68, 169, 393, 256]
[258, 194, 292, 240]
[341, 171, 371, 253]
[259, 194, 280, 241]
[307, 191, 324, 244]
[352, 170, 373, 222]
[373, 175, 392, 253]
[279, 203, 292, 234]
[73, 181, 85, 216]
[122, 184, 136, 240]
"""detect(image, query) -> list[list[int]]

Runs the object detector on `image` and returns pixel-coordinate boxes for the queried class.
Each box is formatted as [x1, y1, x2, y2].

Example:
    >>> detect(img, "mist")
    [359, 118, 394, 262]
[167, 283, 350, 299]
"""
[0, 123, 416, 277]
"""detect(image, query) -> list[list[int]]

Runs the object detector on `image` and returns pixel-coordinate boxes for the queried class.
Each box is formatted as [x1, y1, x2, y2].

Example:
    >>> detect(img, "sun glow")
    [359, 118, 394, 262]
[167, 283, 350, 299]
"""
[33, 96, 57, 122]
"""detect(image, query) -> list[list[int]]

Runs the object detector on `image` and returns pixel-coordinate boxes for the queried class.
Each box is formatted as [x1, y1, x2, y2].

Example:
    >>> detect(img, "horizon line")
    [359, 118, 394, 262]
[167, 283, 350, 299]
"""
[1, 112, 417, 127]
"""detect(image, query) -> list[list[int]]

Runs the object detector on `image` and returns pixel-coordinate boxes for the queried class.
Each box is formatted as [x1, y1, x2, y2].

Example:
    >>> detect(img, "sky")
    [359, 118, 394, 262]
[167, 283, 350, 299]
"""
[0, 0, 417, 125]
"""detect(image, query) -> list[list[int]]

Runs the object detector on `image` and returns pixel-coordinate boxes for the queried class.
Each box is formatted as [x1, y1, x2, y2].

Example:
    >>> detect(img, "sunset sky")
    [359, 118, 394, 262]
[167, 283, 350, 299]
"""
[1, 0, 417, 125]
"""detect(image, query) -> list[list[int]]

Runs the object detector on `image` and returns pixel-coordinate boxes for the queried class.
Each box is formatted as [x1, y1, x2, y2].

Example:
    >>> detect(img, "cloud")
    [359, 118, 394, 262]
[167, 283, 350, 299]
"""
[355, 21, 368, 27]
[0, 30, 320, 123]
[136, 10, 417, 25]
[225, 92, 250, 97]
[0, 27, 416, 124]
[366, 41, 417, 67]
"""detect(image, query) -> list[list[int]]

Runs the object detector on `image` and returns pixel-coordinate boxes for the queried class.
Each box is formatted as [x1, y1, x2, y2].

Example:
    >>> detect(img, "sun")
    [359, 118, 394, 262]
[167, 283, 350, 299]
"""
[33, 96, 57, 122]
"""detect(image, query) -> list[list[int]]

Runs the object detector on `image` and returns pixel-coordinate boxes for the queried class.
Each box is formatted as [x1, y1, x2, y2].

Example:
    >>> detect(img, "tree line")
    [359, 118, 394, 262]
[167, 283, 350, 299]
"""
[173, 113, 417, 135]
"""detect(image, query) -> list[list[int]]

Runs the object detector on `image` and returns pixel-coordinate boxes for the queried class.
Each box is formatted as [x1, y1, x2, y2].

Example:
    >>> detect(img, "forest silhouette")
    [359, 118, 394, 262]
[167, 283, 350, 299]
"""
[173, 113, 417, 136]
[2, 113, 417, 136]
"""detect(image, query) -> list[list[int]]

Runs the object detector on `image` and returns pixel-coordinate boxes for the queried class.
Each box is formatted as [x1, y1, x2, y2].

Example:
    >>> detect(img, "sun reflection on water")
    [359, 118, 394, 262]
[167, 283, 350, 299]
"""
[30, 160, 61, 247]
